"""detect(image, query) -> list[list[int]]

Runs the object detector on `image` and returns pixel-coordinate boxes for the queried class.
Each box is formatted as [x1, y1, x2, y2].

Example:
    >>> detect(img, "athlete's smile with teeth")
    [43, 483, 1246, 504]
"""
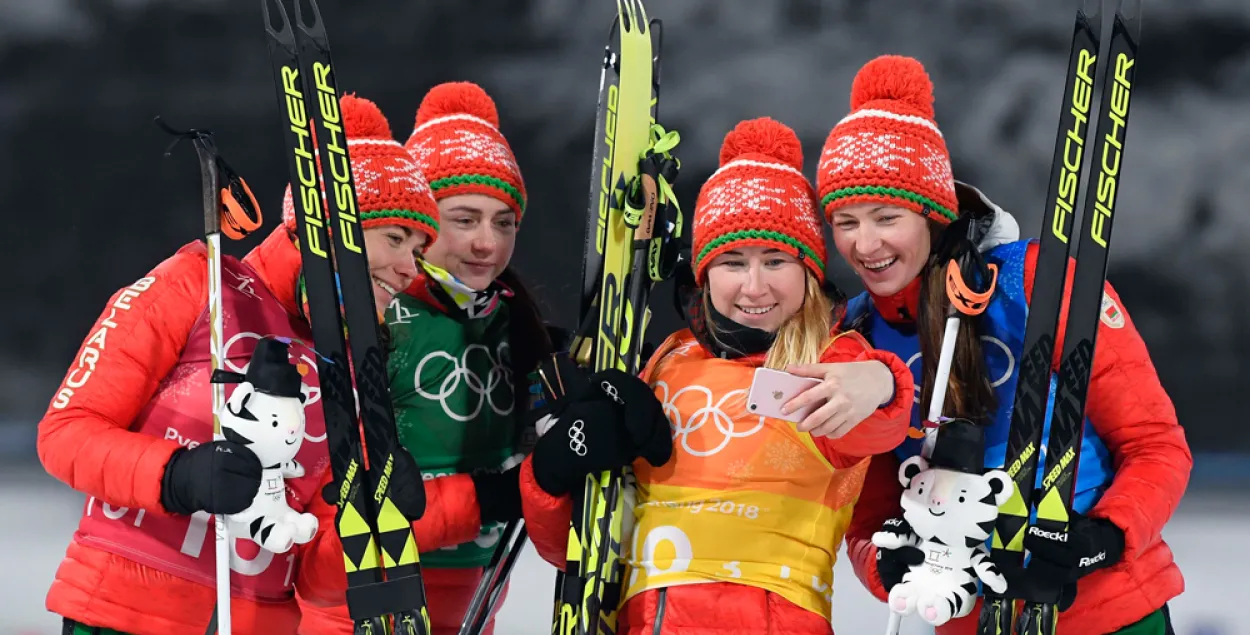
[373, 277, 398, 295]
[737, 304, 775, 315]
[862, 257, 897, 271]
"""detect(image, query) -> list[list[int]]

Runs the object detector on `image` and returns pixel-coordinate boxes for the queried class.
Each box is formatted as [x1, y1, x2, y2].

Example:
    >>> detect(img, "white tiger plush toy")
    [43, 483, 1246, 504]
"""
[873, 454, 1013, 627]
[212, 338, 318, 554]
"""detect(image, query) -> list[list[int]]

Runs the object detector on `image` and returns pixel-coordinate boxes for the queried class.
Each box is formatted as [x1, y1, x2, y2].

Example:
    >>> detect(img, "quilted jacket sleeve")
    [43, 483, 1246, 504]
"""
[519, 455, 575, 570]
[36, 244, 208, 511]
[812, 333, 915, 469]
[1022, 242, 1192, 559]
[294, 478, 346, 607]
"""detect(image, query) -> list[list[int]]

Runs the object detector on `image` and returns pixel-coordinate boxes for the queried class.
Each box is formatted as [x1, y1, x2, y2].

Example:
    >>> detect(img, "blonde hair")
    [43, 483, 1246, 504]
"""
[704, 271, 834, 369]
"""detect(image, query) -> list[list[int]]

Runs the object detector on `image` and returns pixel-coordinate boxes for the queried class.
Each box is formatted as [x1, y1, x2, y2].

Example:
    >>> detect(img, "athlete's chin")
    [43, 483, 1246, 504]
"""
[729, 310, 785, 333]
[456, 265, 500, 291]
[861, 272, 910, 298]
[372, 295, 392, 317]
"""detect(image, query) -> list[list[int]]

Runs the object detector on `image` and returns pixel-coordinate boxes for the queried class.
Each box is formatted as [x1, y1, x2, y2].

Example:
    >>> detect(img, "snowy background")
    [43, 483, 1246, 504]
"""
[2, 0, 1249, 633]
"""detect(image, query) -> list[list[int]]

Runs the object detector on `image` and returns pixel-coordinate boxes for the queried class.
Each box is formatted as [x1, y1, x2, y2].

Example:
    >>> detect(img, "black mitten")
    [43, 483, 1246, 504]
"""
[593, 368, 673, 468]
[874, 517, 925, 592]
[472, 465, 522, 525]
[322, 448, 427, 522]
[161, 440, 263, 516]
[530, 369, 673, 497]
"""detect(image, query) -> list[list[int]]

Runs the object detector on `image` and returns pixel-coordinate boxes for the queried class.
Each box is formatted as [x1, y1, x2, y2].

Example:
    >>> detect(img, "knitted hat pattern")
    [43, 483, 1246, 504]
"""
[282, 93, 440, 242]
[692, 117, 826, 284]
[816, 55, 958, 226]
[404, 82, 527, 220]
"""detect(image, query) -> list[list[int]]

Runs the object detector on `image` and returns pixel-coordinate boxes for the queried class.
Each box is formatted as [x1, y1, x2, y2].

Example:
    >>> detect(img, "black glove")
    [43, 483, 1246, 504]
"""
[1010, 513, 1124, 611]
[321, 448, 427, 522]
[161, 440, 263, 516]
[530, 368, 673, 497]
[1023, 514, 1124, 583]
[472, 465, 522, 525]
[874, 517, 925, 592]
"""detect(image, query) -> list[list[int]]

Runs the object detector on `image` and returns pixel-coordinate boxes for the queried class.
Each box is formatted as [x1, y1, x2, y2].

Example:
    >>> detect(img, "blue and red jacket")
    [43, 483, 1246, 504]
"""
[843, 237, 1192, 635]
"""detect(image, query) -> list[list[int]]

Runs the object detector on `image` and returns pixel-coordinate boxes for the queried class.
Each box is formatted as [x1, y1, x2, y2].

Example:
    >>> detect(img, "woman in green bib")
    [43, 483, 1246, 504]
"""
[298, 81, 555, 635]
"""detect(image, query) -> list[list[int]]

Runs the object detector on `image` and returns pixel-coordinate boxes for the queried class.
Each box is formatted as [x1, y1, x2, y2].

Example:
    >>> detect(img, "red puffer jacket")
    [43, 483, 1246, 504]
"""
[844, 242, 1192, 635]
[38, 226, 338, 635]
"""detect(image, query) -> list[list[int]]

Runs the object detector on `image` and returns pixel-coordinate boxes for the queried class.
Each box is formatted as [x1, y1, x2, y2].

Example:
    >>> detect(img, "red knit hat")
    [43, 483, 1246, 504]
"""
[816, 55, 958, 226]
[692, 117, 825, 284]
[282, 94, 440, 242]
[403, 82, 526, 220]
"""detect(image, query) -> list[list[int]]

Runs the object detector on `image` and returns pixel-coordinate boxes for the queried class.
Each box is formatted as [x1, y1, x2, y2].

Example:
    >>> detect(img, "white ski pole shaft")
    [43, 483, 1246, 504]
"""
[199, 140, 232, 635]
[927, 315, 962, 422]
[884, 609, 903, 635]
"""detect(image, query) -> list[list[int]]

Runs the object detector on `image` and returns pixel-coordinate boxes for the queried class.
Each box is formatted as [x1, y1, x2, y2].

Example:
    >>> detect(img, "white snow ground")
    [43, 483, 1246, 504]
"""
[1, 465, 1245, 635]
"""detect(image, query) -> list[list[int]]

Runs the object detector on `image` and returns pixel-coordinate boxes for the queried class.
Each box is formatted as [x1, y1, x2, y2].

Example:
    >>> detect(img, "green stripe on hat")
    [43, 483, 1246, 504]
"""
[360, 209, 440, 233]
[696, 229, 826, 273]
[821, 185, 958, 223]
[430, 174, 526, 213]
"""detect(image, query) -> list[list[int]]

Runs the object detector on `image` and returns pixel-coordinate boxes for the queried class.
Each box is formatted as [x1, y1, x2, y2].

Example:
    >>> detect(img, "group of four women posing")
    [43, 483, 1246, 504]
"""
[38, 53, 1190, 635]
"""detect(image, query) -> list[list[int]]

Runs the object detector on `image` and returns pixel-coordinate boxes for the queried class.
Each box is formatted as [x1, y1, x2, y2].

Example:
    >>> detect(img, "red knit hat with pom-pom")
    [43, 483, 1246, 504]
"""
[282, 93, 440, 242]
[403, 82, 526, 220]
[692, 117, 825, 284]
[816, 55, 957, 225]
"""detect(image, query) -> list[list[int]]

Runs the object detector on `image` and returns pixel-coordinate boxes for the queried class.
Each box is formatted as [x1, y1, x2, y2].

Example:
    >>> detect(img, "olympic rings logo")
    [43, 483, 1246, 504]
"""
[601, 380, 623, 405]
[653, 381, 765, 458]
[567, 418, 588, 457]
[415, 343, 514, 423]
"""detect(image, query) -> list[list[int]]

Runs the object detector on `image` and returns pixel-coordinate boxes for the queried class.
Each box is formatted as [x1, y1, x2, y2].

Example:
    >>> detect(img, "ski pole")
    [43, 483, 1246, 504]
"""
[156, 117, 261, 635]
[458, 521, 529, 635]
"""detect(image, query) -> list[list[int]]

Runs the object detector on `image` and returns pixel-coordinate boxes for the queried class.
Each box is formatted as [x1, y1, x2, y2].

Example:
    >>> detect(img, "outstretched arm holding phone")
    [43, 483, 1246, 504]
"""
[763, 331, 914, 467]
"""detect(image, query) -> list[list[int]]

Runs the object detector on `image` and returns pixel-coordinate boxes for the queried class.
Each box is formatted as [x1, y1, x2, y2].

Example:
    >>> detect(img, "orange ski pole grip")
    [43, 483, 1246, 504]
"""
[946, 258, 998, 316]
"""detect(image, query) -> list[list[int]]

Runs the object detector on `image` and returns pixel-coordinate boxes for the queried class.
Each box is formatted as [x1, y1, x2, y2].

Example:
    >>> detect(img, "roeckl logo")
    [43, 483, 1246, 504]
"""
[1079, 551, 1106, 568]
[1029, 526, 1069, 542]
[884, 518, 904, 528]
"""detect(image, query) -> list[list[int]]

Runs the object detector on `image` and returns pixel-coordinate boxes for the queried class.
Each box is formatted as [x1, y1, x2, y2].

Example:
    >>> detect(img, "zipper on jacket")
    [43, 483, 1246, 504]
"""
[652, 588, 668, 635]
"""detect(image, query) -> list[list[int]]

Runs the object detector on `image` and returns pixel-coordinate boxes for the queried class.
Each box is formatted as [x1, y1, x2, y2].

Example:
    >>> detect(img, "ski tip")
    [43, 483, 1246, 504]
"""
[635, 0, 649, 32]
[1118, 0, 1143, 32]
[1078, 0, 1103, 23]
[615, 0, 630, 31]
[616, 0, 647, 35]
[292, 0, 324, 32]
[261, 0, 292, 40]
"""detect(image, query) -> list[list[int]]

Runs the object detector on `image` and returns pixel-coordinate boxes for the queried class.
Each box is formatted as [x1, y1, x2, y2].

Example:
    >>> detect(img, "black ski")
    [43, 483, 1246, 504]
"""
[1018, 1, 1141, 633]
[980, 1, 1142, 634]
[979, 2, 1104, 633]
[261, 1, 431, 633]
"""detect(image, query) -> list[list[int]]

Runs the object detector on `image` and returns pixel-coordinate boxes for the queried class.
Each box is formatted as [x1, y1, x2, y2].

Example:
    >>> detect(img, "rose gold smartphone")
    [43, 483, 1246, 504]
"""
[746, 367, 822, 423]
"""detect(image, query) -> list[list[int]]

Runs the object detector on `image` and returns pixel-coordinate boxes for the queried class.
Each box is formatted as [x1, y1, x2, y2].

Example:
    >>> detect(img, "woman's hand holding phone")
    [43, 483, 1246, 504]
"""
[782, 361, 895, 438]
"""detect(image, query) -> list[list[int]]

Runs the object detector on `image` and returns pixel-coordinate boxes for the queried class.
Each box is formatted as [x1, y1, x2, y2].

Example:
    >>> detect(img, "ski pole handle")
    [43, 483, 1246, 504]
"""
[885, 609, 902, 635]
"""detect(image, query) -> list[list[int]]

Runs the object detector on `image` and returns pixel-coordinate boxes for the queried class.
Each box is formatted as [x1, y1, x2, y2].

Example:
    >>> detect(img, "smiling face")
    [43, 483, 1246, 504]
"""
[830, 203, 932, 297]
[222, 384, 308, 466]
[363, 224, 428, 316]
[897, 456, 1009, 548]
[423, 194, 518, 291]
[704, 246, 807, 333]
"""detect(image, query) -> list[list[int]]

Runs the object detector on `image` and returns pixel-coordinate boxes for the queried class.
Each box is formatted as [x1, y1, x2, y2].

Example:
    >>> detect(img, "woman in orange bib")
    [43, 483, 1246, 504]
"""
[518, 117, 917, 634]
